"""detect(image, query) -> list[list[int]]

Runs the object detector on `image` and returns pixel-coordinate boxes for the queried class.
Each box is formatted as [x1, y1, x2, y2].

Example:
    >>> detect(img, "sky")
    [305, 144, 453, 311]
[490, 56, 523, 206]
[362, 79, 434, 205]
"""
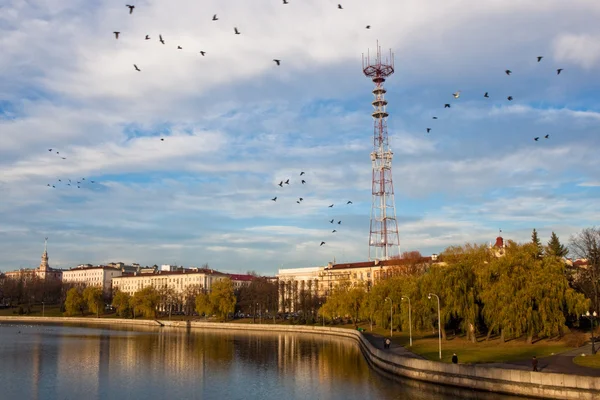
[1, 0, 600, 275]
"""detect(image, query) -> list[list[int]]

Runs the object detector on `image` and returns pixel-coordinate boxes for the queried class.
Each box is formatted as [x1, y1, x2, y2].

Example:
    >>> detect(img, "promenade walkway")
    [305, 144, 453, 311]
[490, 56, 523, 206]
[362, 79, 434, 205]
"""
[363, 331, 600, 377]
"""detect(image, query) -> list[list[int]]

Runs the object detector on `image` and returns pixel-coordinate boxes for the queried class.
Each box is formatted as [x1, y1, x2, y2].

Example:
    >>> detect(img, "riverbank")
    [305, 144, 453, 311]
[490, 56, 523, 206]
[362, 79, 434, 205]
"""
[1, 316, 598, 399]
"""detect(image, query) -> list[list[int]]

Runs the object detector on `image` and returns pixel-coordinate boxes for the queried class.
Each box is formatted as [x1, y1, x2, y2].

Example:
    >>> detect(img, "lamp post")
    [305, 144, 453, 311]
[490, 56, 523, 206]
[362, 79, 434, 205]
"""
[428, 293, 442, 360]
[42, 301, 45, 318]
[402, 296, 412, 347]
[582, 311, 597, 355]
[385, 297, 393, 337]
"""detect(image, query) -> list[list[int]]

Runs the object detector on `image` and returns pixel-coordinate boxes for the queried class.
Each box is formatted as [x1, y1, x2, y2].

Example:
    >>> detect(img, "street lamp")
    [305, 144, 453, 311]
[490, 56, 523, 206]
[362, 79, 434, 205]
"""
[582, 311, 598, 355]
[428, 293, 442, 360]
[402, 296, 412, 347]
[385, 297, 393, 337]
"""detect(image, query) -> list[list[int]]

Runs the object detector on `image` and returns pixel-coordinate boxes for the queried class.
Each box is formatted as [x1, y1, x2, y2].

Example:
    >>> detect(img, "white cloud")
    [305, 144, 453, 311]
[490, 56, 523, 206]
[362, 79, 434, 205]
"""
[553, 33, 600, 70]
[1, 0, 600, 273]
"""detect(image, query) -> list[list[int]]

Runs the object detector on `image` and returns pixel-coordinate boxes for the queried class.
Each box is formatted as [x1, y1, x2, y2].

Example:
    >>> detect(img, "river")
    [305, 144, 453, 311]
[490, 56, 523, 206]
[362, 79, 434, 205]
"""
[0, 322, 528, 400]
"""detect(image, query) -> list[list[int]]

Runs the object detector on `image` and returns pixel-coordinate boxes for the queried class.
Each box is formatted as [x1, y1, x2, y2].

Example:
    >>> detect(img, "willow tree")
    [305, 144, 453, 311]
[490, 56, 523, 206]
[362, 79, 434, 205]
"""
[209, 278, 236, 320]
[482, 242, 588, 343]
[82, 286, 104, 317]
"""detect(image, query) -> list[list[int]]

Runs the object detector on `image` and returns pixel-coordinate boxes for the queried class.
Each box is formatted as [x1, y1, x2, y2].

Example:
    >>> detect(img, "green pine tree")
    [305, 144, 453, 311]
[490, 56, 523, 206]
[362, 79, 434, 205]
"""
[547, 231, 569, 258]
[532, 229, 543, 258]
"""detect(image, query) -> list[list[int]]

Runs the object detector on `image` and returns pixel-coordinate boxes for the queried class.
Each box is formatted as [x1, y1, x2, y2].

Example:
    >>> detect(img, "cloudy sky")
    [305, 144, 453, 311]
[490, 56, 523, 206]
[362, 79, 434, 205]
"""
[1, 0, 599, 275]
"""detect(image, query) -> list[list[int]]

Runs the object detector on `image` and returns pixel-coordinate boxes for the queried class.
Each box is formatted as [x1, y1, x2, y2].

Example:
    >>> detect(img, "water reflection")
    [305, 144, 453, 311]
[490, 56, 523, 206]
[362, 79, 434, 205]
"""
[0, 323, 528, 400]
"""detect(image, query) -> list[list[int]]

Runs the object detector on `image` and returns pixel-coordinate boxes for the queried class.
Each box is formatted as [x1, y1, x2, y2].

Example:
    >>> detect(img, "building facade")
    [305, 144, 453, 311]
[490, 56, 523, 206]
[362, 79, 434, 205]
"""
[112, 268, 227, 297]
[62, 266, 123, 295]
[276, 257, 436, 312]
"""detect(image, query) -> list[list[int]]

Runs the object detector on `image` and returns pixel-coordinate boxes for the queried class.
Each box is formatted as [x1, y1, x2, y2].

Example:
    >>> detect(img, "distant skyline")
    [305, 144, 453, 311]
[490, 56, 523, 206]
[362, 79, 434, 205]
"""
[1, 0, 600, 274]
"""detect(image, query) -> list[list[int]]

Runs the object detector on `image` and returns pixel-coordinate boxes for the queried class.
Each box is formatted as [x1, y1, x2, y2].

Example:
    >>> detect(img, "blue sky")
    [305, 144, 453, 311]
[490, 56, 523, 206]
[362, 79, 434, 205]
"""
[1, 0, 600, 274]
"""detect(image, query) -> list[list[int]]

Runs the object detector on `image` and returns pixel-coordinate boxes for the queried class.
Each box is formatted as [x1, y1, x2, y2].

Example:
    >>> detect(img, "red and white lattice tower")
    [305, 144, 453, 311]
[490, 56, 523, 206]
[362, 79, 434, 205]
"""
[362, 41, 400, 261]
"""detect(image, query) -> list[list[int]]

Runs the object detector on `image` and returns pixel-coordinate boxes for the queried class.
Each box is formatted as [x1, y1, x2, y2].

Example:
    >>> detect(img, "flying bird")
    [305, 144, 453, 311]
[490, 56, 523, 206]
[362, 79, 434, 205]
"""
[160, 138, 164, 141]
[283, 0, 289, 3]
[299, 197, 303, 201]
[134, 64, 140, 71]
[338, 4, 343, 9]
[444, 104, 451, 108]
[300, 172, 305, 176]
[534, 137, 539, 141]
[301, 180, 306, 184]
[452, 91, 461, 99]
[347, 201, 352, 204]
[505, 69, 512, 75]
[332, 230, 337, 233]
[337, 221, 341, 224]
[272, 197, 277, 201]
[329, 219, 334, 223]
[329, 204, 334, 208]
[212, 14, 218, 21]
[199, 51, 206, 56]
[557, 68, 563, 75]
[145, 35, 150, 40]
[366, 25, 371, 29]
[426, 128, 431, 133]
[484, 92, 489, 98]
[278, 181, 283, 187]
[273, 59, 281, 66]
[159, 34, 165, 44]
[432, 116, 438, 119]
[48, 149, 52, 151]
[537, 56, 543, 62]
[177, 46, 182, 50]
[507, 96, 513, 101]
[113, 32, 120, 39]
[284, 179, 289, 185]
[545, 134, 549, 139]
[234, 27, 240, 35]
[126, 5, 135, 14]
[320, 241, 326, 246]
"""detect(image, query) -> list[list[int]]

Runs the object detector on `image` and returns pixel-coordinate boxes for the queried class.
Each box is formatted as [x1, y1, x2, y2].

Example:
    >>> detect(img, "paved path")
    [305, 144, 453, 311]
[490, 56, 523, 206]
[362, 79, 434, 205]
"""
[483, 344, 600, 377]
[362, 331, 425, 359]
[363, 331, 600, 377]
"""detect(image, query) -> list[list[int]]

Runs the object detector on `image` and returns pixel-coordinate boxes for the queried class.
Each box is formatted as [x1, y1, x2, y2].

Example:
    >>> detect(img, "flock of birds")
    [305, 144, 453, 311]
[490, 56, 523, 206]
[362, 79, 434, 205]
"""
[426, 57, 565, 141]
[42, 3, 571, 248]
[270, 171, 354, 247]
[45, 149, 98, 189]
[112, 3, 355, 75]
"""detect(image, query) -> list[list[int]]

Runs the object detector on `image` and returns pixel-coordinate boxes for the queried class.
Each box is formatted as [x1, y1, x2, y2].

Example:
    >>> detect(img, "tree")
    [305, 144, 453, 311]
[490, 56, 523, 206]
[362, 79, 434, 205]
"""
[532, 229, 543, 258]
[129, 286, 159, 318]
[209, 278, 236, 320]
[547, 232, 569, 258]
[82, 286, 104, 317]
[195, 292, 213, 318]
[112, 290, 131, 317]
[64, 287, 85, 316]
[569, 227, 600, 312]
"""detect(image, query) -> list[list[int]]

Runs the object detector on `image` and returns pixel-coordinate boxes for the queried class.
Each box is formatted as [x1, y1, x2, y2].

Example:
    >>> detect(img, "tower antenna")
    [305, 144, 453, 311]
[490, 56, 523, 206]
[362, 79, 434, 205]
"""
[362, 41, 400, 261]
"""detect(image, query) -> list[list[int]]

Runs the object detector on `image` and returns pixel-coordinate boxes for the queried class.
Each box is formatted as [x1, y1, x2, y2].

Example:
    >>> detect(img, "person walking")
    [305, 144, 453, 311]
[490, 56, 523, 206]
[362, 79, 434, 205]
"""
[532, 356, 538, 372]
[385, 338, 391, 349]
[452, 353, 458, 364]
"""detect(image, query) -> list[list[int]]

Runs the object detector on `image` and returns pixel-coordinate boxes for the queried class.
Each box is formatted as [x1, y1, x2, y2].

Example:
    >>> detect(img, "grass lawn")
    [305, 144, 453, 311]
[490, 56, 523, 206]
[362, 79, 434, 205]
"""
[339, 322, 574, 364]
[573, 354, 600, 369]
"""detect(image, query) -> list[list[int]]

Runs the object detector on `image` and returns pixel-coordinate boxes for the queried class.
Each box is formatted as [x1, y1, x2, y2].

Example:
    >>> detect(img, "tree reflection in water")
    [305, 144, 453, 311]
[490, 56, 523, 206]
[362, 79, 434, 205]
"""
[0, 323, 528, 400]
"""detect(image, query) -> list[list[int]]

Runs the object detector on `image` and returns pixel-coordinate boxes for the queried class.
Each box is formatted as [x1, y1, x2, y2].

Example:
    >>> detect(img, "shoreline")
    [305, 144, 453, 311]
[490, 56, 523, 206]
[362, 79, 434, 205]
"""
[1, 316, 598, 399]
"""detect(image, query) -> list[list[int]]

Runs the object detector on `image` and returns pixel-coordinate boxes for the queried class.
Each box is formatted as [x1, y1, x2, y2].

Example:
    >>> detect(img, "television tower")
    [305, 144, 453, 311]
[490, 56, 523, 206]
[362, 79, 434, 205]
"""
[362, 41, 400, 261]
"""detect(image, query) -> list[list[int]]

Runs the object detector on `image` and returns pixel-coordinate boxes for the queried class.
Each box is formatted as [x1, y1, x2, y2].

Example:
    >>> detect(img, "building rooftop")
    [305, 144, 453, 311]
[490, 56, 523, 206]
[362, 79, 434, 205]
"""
[327, 257, 434, 270]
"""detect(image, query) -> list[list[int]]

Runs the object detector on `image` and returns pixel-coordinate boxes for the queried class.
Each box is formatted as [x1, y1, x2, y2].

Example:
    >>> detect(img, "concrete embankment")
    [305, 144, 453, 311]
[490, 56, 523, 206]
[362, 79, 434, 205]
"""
[2, 316, 599, 399]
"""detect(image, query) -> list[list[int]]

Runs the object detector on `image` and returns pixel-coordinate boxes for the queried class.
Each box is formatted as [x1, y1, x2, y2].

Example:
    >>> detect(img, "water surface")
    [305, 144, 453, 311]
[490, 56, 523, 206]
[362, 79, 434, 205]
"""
[0, 322, 527, 400]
